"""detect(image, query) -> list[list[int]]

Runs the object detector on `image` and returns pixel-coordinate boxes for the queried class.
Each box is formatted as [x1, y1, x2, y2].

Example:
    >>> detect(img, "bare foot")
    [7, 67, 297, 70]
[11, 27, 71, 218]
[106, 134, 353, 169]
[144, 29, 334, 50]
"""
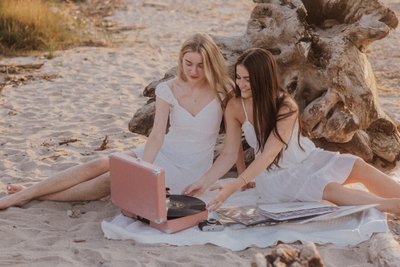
[0, 193, 29, 209]
[6, 184, 26, 195]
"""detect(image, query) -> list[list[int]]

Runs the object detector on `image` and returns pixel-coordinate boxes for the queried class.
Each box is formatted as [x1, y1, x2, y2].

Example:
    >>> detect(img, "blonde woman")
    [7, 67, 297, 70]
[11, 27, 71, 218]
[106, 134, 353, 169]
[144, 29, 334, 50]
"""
[1, 33, 234, 209]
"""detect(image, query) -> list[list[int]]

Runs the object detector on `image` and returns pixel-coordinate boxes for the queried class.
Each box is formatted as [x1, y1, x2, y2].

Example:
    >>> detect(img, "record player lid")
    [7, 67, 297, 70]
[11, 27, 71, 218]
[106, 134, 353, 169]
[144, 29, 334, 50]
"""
[110, 153, 168, 224]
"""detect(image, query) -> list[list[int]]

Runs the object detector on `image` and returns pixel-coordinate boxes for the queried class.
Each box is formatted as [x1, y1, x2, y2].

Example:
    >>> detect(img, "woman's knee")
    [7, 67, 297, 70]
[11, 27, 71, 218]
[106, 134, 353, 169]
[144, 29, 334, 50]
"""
[345, 157, 370, 184]
[100, 175, 111, 194]
[353, 157, 367, 169]
[91, 174, 110, 196]
[323, 182, 341, 199]
[87, 157, 110, 172]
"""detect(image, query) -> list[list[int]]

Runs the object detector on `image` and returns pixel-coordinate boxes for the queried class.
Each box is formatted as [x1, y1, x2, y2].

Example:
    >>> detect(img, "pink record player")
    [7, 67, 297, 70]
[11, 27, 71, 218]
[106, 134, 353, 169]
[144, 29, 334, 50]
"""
[109, 153, 208, 234]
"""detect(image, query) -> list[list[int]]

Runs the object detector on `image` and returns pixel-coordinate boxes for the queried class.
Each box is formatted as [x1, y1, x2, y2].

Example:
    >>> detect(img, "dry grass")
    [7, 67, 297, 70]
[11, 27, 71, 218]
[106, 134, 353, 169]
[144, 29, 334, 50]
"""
[0, 0, 78, 56]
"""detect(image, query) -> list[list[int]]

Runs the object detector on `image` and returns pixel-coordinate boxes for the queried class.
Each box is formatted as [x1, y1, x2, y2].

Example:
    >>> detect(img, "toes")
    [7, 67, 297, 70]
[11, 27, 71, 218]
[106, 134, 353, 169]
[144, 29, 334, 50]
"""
[6, 184, 25, 194]
[6, 184, 12, 193]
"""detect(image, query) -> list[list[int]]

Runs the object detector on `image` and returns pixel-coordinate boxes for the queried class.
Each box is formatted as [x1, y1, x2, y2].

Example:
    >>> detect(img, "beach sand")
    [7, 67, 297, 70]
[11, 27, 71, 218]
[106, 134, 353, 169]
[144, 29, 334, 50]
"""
[0, 0, 400, 266]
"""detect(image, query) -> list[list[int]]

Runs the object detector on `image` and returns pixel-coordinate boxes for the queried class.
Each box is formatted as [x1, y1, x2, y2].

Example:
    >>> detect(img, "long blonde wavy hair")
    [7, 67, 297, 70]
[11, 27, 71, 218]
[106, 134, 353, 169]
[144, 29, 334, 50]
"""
[177, 33, 234, 107]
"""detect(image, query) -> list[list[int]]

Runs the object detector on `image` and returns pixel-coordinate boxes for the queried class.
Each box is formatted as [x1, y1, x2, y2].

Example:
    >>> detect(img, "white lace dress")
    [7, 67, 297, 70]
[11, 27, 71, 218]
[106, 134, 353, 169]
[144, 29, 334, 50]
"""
[240, 99, 358, 203]
[133, 82, 223, 194]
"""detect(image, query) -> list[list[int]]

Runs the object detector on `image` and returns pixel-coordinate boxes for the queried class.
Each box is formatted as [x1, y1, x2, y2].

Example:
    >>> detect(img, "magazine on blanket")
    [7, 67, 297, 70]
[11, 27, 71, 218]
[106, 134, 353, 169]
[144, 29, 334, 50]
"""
[258, 201, 338, 221]
[217, 202, 378, 227]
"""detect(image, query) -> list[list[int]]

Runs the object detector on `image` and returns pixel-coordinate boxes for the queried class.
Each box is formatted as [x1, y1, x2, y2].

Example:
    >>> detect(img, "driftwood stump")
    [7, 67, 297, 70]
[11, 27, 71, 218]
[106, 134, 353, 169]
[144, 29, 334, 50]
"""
[251, 243, 324, 267]
[129, 0, 400, 167]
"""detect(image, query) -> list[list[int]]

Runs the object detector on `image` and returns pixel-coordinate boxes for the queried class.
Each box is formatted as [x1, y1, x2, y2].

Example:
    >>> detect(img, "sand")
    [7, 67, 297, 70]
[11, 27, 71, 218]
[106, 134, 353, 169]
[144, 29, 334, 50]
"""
[0, 0, 400, 266]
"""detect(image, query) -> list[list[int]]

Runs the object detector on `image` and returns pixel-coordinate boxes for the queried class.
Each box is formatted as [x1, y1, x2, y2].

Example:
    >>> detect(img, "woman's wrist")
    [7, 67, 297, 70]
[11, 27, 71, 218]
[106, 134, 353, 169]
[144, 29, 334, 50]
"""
[238, 175, 248, 185]
[201, 175, 215, 188]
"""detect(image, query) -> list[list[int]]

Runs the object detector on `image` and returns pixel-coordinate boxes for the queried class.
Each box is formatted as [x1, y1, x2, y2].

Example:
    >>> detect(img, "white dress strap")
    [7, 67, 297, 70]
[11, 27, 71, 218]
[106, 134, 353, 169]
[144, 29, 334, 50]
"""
[241, 98, 249, 121]
[155, 82, 175, 105]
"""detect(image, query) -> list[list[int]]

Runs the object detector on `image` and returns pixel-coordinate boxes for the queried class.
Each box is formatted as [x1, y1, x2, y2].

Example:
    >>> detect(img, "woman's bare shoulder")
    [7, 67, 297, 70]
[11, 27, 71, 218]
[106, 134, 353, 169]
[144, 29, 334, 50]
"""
[226, 96, 242, 111]
[166, 77, 179, 88]
[280, 95, 298, 113]
[225, 97, 245, 122]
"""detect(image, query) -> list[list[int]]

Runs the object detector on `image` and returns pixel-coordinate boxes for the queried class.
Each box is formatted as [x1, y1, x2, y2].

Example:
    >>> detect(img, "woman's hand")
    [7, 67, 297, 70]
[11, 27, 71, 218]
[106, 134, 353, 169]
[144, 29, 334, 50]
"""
[182, 179, 210, 197]
[206, 180, 242, 211]
[241, 181, 255, 191]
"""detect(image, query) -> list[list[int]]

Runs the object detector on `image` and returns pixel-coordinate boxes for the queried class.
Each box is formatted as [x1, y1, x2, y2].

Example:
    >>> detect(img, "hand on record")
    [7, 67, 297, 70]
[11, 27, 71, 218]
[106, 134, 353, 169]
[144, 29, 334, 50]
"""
[182, 180, 208, 197]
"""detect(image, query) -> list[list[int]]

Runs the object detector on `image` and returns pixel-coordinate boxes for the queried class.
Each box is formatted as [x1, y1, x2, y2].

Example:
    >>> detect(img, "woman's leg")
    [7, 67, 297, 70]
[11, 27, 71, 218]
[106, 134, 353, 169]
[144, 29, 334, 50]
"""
[0, 156, 110, 209]
[323, 182, 400, 214]
[40, 172, 110, 202]
[343, 158, 400, 198]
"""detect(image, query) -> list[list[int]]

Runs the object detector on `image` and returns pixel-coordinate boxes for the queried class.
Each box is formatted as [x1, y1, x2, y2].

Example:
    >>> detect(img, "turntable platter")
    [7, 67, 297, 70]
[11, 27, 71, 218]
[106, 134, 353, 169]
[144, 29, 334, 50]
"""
[167, 195, 206, 219]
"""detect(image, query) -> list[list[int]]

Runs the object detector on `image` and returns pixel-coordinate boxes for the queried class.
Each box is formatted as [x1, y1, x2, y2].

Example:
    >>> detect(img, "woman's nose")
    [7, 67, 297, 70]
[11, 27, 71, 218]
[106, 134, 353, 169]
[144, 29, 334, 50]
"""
[190, 67, 198, 75]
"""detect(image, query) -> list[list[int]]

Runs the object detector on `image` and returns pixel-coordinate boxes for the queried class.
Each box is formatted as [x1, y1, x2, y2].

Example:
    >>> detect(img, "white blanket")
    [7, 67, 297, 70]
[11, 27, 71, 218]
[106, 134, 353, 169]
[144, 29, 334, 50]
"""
[102, 183, 388, 251]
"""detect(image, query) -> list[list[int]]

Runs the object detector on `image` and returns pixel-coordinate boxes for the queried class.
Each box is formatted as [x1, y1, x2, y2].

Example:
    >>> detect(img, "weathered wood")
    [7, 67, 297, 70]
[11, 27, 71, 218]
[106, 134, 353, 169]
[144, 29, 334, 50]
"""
[251, 243, 324, 267]
[129, 0, 400, 166]
[368, 233, 400, 267]
[128, 101, 156, 136]
[143, 67, 177, 98]
[0, 63, 44, 74]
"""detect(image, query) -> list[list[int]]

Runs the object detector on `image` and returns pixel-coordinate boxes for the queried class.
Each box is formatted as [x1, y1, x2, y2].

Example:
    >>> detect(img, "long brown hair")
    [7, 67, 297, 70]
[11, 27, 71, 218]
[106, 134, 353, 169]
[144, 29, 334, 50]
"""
[235, 48, 298, 168]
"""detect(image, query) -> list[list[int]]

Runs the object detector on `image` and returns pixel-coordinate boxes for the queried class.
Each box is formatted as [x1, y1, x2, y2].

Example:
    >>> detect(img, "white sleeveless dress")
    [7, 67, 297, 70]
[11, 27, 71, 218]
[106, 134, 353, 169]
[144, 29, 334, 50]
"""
[133, 82, 223, 194]
[240, 99, 359, 203]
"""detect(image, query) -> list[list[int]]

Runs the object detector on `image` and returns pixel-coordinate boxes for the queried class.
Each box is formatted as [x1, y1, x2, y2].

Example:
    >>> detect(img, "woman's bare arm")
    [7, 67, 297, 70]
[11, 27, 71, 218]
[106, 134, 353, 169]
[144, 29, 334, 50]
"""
[141, 97, 170, 163]
[207, 98, 299, 210]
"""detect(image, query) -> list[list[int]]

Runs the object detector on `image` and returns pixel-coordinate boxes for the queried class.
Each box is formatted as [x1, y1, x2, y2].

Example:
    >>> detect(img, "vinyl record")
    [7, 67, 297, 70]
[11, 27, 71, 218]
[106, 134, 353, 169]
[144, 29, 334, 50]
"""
[167, 195, 206, 219]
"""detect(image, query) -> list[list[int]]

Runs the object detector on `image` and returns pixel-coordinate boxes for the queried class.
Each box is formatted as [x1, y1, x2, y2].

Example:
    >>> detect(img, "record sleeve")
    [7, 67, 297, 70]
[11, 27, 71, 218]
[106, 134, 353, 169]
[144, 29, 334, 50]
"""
[217, 202, 378, 227]
[217, 205, 280, 226]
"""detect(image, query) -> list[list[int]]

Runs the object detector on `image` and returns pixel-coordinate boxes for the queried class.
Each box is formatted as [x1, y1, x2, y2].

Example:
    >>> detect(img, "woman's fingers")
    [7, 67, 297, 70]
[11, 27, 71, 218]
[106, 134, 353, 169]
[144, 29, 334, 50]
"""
[206, 198, 223, 211]
[182, 186, 193, 196]
[207, 189, 229, 211]
[182, 185, 190, 195]
[184, 188, 199, 196]
[182, 183, 201, 196]
[241, 181, 255, 191]
[209, 184, 223, 191]
[207, 181, 242, 211]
